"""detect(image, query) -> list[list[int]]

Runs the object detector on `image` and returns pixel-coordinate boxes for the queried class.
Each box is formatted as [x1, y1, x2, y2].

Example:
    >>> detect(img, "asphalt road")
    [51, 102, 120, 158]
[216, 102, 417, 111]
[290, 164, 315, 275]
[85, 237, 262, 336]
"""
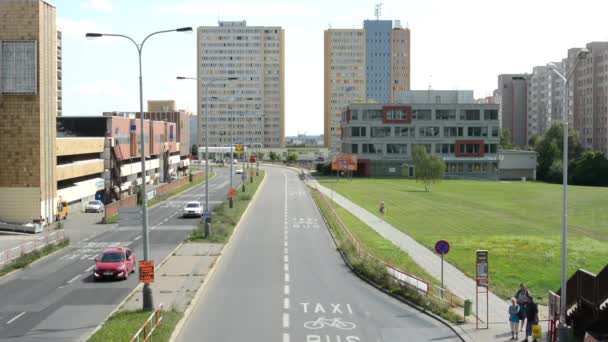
[177, 166, 460, 342]
[0, 168, 237, 341]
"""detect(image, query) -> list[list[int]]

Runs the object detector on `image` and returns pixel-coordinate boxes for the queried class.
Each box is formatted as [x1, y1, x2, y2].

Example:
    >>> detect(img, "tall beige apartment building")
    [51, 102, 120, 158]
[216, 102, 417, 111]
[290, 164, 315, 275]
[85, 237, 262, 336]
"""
[324, 20, 410, 152]
[0, 0, 57, 224]
[197, 21, 285, 148]
[569, 43, 608, 155]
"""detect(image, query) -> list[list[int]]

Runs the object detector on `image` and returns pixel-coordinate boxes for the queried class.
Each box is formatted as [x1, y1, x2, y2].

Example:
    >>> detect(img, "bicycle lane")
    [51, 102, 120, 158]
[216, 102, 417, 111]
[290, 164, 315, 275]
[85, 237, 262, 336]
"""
[284, 169, 460, 342]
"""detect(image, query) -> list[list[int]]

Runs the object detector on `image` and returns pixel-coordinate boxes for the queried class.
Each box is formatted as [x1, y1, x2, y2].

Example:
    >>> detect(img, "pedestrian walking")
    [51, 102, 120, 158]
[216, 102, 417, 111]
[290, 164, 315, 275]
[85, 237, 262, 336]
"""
[523, 295, 539, 342]
[508, 297, 520, 340]
[515, 283, 532, 332]
[379, 201, 385, 220]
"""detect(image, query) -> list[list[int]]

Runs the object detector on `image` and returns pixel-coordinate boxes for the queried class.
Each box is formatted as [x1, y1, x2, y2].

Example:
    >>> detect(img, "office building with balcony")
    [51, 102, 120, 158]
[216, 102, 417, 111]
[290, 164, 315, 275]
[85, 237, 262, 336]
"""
[197, 21, 285, 148]
[340, 91, 502, 179]
[325, 19, 410, 152]
[57, 114, 189, 206]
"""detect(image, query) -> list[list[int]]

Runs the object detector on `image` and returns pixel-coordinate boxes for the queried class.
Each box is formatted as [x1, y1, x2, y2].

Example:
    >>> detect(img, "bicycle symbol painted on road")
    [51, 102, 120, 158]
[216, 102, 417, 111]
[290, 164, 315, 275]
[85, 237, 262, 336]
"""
[303, 317, 356, 330]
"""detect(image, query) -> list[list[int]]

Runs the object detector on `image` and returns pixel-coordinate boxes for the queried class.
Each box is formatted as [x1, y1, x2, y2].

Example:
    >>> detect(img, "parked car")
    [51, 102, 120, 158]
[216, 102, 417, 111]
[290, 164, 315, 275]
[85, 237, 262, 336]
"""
[235, 167, 244, 174]
[182, 201, 203, 218]
[93, 247, 135, 281]
[85, 200, 104, 213]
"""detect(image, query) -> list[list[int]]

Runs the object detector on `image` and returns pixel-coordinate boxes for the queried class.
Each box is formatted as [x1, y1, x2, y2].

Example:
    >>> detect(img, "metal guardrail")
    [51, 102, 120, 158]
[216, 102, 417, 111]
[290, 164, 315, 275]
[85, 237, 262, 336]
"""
[0, 230, 66, 268]
[312, 185, 465, 308]
[130, 303, 164, 342]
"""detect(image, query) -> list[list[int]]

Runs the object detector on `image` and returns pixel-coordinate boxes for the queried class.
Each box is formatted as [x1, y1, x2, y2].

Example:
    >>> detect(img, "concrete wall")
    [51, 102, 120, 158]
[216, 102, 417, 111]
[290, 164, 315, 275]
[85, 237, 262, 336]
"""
[56, 159, 104, 181]
[0, 187, 40, 224]
[56, 137, 104, 156]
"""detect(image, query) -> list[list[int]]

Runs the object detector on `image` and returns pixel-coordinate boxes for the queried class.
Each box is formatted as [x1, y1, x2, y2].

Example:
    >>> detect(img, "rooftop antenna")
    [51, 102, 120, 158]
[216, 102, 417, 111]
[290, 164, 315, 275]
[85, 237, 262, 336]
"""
[375, 3, 383, 20]
[427, 74, 433, 102]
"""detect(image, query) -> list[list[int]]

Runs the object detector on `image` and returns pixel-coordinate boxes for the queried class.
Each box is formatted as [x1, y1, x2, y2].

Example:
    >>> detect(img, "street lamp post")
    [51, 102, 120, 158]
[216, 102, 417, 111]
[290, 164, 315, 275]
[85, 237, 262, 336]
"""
[548, 48, 589, 341]
[177, 76, 237, 234]
[86, 27, 192, 311]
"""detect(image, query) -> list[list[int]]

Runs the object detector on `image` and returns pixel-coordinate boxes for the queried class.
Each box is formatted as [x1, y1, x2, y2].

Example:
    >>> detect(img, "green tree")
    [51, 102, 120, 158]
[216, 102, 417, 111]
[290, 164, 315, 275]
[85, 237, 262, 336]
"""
[269, 151, 279, 161]
[286, 152, 298, 163]
[499, 129, 514, 150]
[412, 145, 446, 192]
[570, 151, 608, 186]
[191, 144, 198, 156]
[534, 122, 583, 182]
[256, 152, 265, 161]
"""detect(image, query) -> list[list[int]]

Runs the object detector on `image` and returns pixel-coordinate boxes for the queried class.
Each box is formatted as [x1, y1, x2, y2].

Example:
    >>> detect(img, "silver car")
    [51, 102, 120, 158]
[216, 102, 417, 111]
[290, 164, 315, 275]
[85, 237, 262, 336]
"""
[85, 200, 104, 213]
[182, 201, 203, 218]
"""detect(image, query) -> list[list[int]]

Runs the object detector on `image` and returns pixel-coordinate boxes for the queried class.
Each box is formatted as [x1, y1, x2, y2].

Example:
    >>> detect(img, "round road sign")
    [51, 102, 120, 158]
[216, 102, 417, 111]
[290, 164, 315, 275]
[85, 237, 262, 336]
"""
[435, 240, 450, 255]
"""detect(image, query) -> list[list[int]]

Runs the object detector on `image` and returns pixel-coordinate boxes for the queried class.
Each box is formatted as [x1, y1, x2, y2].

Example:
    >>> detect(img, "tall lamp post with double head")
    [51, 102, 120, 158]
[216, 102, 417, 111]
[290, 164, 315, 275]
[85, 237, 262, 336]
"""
[177, 76, 237, 234]
[86, 27, 193, 311]
[547, 47, 589, 341]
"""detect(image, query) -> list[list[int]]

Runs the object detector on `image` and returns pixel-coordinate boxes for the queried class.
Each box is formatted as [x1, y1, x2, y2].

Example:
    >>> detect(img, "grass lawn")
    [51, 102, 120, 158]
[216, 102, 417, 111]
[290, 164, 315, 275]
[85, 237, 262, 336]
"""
[190, 170, 265, 243]
[88, 310, 182, 342]
[318, 178, 608, 303]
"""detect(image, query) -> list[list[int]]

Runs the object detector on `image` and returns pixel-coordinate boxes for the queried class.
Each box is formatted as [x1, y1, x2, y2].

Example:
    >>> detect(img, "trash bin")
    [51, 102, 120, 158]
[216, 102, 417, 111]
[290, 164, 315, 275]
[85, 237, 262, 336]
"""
[464, 299, 473, 316]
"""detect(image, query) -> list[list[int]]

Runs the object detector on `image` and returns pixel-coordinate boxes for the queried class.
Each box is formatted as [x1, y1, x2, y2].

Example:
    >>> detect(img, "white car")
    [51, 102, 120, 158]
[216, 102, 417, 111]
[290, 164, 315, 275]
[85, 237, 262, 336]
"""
[235, 167, 244, 174]
[182, 201, 203, 218]
[85, 200, 104, 213]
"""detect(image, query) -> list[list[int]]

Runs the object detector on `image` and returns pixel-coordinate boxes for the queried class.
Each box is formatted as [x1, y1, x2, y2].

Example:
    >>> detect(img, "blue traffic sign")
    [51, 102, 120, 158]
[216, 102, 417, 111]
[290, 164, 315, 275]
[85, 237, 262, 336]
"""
[435, 240, 450, 255]
[130, 124, 137, 132]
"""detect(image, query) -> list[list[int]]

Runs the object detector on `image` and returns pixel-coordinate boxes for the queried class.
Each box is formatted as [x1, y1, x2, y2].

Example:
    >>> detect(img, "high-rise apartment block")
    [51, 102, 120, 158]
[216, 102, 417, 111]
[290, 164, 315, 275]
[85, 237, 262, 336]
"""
[497, 74, 528, 147]
[569, 43, 608, 154]
[324, 19, 410, 152]
[526, 64, 565, 139]
[197, 21, 285, 148]
[0, 0, 57, 224]
[57, 30, 62, 116]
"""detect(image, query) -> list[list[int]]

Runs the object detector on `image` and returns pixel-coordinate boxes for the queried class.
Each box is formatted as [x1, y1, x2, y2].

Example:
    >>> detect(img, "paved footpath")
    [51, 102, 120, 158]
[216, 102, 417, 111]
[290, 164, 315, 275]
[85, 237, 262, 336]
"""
[307, 175, 548, 342]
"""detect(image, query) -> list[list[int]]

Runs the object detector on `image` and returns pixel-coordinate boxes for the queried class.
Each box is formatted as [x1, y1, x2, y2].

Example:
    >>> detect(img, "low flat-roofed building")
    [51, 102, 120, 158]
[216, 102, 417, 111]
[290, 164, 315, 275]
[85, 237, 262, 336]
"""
[341, 93, 501, 179]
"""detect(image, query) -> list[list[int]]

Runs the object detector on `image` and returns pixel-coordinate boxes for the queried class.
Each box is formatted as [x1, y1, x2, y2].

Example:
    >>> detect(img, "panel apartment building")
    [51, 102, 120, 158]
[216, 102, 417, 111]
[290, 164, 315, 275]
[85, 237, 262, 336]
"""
[0, 0, 57, 225]
[324, 19, 410, 152]
[197, 21, 285, 148]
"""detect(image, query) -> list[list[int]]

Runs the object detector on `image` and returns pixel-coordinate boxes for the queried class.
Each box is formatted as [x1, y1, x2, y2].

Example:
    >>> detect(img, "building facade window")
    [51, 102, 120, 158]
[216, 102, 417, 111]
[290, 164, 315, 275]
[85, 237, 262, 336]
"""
[462, 109, 481, 120]
[484, 109, 498, 120]
[386, 144, 407, 154]
[467, 127, 483, 137]
[413, 109, 432, 120]
[362, 143, 383, 154]
[394, 126, 411, 137]
[436, 109, 456, 120]
[371, 126, 391, 137]
[351, 127, 366, 137]
[419, 126, 439, 137]
[444, 127, 464, 137]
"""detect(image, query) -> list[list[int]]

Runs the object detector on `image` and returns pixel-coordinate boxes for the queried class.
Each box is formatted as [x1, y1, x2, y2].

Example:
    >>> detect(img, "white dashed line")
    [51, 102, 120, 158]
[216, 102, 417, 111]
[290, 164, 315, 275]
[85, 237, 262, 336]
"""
[67, 274, 81, 284]
[283, 333, 290, 342]
[284, 284, 290, 295]
[85, 265, 95, 272]
[284, 247, 288, 254]
[284, 241, 288, 247]
[6, 312, 26, 325]
[284, 263, 289, 272]
[134, 235, 142, 241]
[284, 255, 288, 262]
[283, 312, 290, 328]
[285, 273, 290, 282]
[283, 297, 290, 309]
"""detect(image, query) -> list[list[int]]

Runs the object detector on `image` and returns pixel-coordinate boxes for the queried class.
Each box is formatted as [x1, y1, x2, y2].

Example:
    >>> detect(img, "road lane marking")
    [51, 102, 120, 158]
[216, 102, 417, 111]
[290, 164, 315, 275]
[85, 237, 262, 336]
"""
[6, 312, 26, 325]
[284, 297, 290, 309]
[134, 235, 142, 241]
[285, 273, 290, 282]
[284, 241, 288, 247]
[67, 274, 81, 284]
[284, 247, 288, 254]
[283, 333, 290, 342]
[284, 263, 289, 271]
[284, 255, 288, 262]
[283, 312, 290, 328]
[284, 285, 290, 295]
[85, 265, 95, 272]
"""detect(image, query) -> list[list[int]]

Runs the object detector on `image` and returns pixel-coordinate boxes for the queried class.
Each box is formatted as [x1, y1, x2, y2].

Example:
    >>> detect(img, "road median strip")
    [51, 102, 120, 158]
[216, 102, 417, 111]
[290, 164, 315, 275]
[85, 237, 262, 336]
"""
[0, 233, 70, 279]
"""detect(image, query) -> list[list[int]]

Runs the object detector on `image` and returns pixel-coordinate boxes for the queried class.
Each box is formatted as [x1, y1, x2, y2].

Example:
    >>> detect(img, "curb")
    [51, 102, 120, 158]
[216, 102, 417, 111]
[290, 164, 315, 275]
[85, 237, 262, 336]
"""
[309, 189, 467, 342]
[168, 172, 268, 342]
[83, 241, 185, 341]
[0, 233, 70, 282]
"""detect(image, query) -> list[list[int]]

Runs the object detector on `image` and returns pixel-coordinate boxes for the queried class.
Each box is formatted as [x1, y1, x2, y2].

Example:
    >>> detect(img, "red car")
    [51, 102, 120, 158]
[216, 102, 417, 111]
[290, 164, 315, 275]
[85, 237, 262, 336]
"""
[93, 247, 136, 280]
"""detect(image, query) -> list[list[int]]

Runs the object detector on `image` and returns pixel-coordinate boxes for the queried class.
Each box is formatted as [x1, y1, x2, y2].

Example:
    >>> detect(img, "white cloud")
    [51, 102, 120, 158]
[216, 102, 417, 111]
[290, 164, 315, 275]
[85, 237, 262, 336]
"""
[80, 0, 112, 11]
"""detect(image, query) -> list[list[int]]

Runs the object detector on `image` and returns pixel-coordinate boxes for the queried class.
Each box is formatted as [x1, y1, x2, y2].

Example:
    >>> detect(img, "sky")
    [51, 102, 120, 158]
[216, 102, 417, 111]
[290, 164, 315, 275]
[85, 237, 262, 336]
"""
[52, 0, 608, 136]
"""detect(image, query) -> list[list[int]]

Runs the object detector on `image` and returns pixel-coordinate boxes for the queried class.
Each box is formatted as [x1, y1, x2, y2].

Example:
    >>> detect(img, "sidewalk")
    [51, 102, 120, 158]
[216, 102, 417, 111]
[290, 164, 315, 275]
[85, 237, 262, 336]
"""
[122, 242, 223, 312]
[307, 175, 547, 342]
